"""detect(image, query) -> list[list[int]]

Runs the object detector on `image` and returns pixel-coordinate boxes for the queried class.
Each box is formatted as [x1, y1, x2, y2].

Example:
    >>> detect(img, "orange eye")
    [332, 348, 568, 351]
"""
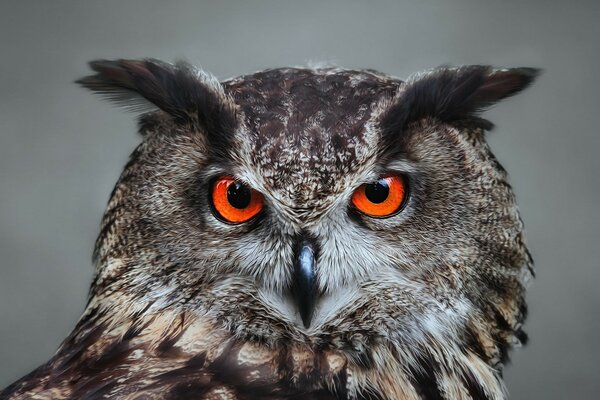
[211, 176, 264, 223]
[351, 175, 407, 217]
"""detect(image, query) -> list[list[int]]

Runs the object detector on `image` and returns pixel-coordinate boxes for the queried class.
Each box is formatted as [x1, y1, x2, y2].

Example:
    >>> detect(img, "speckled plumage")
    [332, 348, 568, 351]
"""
[1, 60, 538, 399]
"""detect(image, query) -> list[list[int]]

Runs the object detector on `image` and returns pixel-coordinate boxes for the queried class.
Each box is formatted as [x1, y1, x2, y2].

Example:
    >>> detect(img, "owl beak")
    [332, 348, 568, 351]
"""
[292, 239, 318, 329]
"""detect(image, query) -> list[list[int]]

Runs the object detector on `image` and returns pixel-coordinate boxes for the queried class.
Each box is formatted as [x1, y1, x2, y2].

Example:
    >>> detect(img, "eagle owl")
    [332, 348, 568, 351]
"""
[1, 59, 538, 399]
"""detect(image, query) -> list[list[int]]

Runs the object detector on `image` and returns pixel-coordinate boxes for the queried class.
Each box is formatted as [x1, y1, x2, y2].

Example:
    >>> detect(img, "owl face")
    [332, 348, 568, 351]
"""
[81, 61, 536, 368]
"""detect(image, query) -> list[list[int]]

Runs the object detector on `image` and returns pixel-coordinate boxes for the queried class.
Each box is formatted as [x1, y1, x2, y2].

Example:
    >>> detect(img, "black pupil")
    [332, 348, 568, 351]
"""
[364, 179, 390, 204]
[227, 182, 252, 209]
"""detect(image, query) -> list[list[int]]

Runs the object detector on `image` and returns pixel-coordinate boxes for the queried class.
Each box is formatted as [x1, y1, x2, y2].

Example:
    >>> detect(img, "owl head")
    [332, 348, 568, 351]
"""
[78, 60, 537, 379]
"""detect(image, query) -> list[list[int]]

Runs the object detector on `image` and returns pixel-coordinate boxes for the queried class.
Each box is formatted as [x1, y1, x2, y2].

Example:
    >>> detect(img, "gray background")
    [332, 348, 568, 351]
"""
[0, 1, 598, 398]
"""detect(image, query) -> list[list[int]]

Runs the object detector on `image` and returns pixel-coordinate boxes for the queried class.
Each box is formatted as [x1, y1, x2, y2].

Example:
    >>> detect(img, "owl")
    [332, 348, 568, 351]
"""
[1, 59, 538, 400]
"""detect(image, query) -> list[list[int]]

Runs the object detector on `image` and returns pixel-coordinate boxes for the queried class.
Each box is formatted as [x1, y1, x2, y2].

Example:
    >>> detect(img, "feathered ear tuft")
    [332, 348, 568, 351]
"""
[380, 66, 541, 139]
[76, 59, 238, 150]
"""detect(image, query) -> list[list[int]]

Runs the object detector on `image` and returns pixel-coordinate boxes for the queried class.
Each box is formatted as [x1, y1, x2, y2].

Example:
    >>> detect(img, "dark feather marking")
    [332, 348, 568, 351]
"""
[56, 324, 106, 370]
[514, 301, 530, 347]
[155, 352, 207, 382]
[464, 326, 491, 364]
[488, 308, 516, 367]
[186, 353, 208, 368]
[131, 302, 155, 322]
[86, 337, 134, 371]
[58, 333, 132, 399]
[492, 309, 512, 333]
[462, 370, 492, 400]
[156, 315, 188, 356]
[276, 342, 294, 383]
[518, 301, 529, 322]
[207, 341, 277, 395]
[515, 329, 528, 346]
[347, 347, 376, 370]
[152, 352, 210, 399]
[122, 321, 146, 341]
[355, 389, 386, 400]
[167, 381, 212, 400]
[330, 368, 349, 399]
[77, 379, 119, 400]
[406, 352, 444, 400]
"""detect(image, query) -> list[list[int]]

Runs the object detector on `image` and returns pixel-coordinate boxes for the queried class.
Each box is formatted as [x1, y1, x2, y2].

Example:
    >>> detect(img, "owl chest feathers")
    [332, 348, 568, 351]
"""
[4, 304, 505, 400]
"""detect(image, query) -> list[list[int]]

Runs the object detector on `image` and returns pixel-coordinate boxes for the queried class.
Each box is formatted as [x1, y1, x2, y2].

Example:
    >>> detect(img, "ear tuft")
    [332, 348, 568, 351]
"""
[380, 65, 541, 140]
[77, 59, 237, 129]
[77, 59, 175, 114]
[77, 59, 238, 155]
[474, 67, 540, 106]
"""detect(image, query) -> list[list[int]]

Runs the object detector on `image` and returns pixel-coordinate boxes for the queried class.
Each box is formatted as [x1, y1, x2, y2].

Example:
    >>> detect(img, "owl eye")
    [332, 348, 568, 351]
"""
[211, 176, 264, 223]
[351, 175, 407, 217]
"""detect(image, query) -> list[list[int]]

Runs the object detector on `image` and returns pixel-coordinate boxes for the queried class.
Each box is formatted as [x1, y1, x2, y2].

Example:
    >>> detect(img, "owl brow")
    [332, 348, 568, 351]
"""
[198, 164, 237, 183]
[379, 159, 419, 175]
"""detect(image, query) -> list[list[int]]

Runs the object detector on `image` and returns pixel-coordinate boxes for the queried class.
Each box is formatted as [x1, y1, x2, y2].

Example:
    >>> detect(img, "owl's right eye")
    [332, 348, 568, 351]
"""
[210, 176, 264, 223]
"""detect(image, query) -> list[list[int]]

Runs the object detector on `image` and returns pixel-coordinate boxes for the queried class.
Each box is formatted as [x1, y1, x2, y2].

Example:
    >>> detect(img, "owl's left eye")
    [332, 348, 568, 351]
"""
[351, 175, 407, 218]
[211, 176, 264, 223]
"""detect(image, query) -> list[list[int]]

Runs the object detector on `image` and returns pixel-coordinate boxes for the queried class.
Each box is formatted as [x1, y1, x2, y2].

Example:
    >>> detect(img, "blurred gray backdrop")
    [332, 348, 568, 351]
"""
[1, 1, 598, 398]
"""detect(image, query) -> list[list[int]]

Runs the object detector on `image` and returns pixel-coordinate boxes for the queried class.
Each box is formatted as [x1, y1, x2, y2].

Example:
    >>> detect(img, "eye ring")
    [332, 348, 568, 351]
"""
[351, 174, 408, 218]
[210, 176, 264, 224]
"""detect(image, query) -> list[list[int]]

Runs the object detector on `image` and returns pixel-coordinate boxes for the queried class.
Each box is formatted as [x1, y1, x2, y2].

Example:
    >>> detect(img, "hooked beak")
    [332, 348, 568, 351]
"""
[291, 238, 318, 329]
